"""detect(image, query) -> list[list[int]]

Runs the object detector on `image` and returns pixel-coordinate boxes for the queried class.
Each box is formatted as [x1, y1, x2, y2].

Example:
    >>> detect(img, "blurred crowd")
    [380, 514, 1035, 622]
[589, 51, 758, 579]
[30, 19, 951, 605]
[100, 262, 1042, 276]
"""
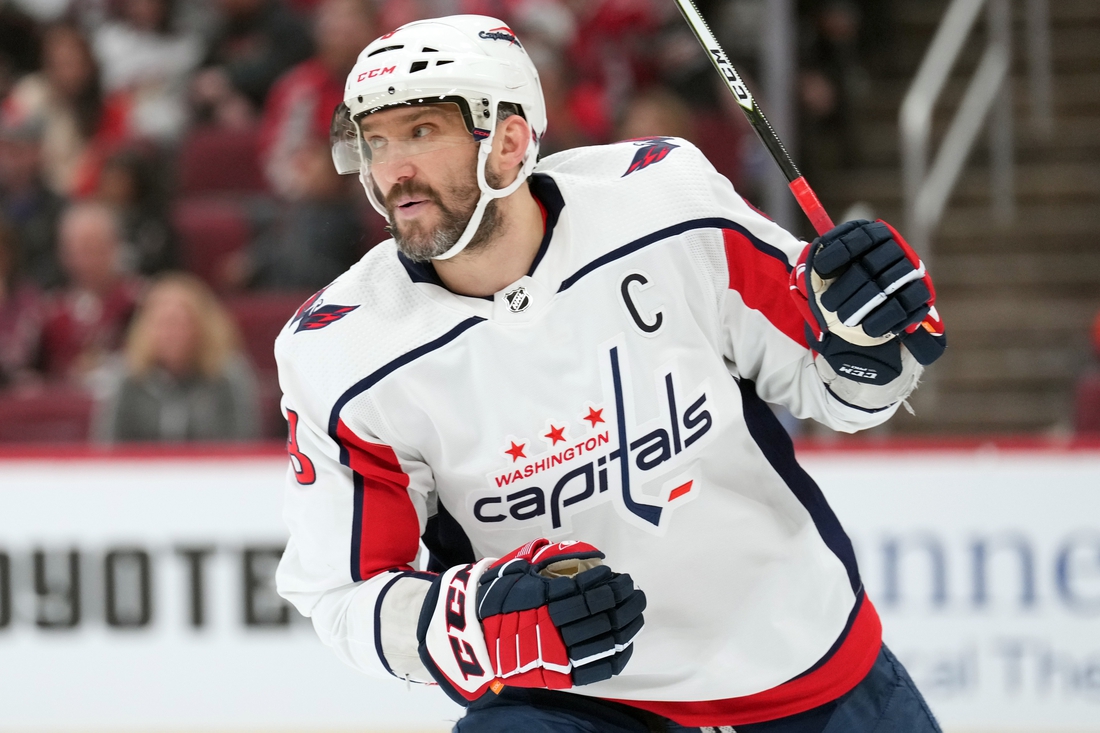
[0, 0, 884, 443]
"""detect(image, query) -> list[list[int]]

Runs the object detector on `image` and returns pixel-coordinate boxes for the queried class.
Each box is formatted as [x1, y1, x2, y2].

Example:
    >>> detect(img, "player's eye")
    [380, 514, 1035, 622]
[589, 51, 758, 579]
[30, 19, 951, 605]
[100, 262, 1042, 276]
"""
[412, 125, 432, 139]
[366, 137, 387, 151]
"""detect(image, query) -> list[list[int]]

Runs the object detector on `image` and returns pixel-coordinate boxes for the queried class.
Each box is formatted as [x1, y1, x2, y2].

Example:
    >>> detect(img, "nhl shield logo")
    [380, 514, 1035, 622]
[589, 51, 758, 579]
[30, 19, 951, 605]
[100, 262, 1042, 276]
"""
[504, 286, 531, 313]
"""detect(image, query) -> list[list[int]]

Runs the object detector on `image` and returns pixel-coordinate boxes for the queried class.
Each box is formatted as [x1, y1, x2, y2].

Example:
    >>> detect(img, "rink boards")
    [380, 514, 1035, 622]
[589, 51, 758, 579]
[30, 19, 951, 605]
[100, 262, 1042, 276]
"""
[0, 443, 1097, 732]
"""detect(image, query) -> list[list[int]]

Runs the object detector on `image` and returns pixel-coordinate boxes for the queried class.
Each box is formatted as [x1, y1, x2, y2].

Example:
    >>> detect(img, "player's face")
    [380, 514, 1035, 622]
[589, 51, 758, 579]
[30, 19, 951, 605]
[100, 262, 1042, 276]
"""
[360, 104, 495, 262]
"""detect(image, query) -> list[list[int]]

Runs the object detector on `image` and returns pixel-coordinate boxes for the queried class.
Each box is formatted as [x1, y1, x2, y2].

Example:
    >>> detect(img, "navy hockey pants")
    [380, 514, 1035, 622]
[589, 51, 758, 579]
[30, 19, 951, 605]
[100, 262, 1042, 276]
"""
[453, 646, 942, 733]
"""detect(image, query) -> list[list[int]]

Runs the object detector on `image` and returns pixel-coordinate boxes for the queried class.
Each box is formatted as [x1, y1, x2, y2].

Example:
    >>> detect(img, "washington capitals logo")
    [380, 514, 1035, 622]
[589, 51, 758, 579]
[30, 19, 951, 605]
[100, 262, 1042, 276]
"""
[479, 26, 522, 47]
[291, 288, 358, 334]
[469, 341, 716, 537]
[622, 137, 680, 177]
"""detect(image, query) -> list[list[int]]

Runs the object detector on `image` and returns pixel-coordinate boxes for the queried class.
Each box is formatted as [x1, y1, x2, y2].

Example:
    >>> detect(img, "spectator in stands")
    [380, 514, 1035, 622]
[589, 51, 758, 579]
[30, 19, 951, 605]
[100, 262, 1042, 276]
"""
[0, 215, 46, 389]
[40, 201, 141, 382]
[798, 0, 867, 173]
[259, 0, 375, 198]
[617, 85, 696, 142]
[225, 136, 364, 290]
[91, 0, 203, 142]
[190, 0, 313, 128]
[532, 49, 597, 156]
[4, 22, 129, 197]
[0, 3, 40, 102]
[95, 146, 178, 276]
[0, 100, 66, 289]
[616, 85, 747, 190]
[94, 272, 259, 442]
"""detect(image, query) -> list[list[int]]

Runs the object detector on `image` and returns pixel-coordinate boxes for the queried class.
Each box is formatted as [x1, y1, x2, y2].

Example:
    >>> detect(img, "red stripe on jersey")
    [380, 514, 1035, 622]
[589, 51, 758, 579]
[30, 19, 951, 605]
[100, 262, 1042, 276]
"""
[337, 419, 420, 580]
[610, 595, 882, 727]
[723, 229, 808, 348]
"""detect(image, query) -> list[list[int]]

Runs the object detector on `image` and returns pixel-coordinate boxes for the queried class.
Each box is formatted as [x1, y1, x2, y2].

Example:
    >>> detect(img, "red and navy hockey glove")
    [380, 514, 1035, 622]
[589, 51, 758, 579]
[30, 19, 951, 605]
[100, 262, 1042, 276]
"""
[416, 539, 645, 706]
[790, 219, 947, 384]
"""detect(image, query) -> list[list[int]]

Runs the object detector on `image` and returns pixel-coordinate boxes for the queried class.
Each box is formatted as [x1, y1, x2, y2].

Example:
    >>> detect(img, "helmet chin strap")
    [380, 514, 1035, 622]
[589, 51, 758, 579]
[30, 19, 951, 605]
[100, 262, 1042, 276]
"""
[431, 135, 531, 261]
[360, 125, 537, 262]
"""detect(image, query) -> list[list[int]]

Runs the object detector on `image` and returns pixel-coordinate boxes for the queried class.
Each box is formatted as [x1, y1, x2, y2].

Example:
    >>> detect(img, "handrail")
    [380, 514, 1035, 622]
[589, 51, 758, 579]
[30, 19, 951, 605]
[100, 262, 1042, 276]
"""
[901, 0, 1055, 261]
[900, 0, 1014, 262]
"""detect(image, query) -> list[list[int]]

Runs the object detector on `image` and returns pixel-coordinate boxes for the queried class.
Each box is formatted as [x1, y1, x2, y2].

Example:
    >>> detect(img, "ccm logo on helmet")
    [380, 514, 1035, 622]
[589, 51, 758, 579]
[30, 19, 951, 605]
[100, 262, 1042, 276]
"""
[357, 65, 396, 82]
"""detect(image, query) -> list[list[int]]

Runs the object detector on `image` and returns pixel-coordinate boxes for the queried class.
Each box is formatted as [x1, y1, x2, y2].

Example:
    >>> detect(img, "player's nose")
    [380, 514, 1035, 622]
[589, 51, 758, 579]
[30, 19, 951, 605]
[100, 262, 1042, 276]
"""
[374, 155, 418, 187]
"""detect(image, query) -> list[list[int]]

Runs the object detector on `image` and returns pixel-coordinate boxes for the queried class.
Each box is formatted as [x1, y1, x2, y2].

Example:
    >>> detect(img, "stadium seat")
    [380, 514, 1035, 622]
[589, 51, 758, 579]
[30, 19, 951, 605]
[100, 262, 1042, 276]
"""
[225, 292, 310, 375]
[1075, 373, 1100, 434]
[172, 198, 252, 290]
[0, 387, 95, 443]
[177, 127, 266, 196]
[225, 291, 311, 438]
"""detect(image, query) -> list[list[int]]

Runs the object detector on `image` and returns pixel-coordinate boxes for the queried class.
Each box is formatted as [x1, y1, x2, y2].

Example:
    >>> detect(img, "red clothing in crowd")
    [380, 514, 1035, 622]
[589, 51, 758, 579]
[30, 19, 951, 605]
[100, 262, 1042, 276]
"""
[0, 281, 46, 384]
[258, 58, 345, 195]
[40, 279, 141, 380]
[70, 92, 134, 199]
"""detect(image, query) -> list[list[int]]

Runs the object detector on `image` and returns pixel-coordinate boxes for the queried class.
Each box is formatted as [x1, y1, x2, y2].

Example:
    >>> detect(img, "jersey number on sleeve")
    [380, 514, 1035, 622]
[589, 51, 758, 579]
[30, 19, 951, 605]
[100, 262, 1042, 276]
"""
[286, 409, 317, 485]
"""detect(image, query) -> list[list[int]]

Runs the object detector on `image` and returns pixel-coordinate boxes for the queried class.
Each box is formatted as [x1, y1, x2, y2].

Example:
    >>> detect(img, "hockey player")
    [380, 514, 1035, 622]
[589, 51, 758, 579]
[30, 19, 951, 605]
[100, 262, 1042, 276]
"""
[275, 14, 946, 733]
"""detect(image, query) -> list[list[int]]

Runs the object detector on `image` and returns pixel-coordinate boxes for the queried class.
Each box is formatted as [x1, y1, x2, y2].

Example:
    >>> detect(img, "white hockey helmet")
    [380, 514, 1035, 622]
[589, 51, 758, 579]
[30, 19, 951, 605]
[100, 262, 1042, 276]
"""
[331, 15, 547, 260]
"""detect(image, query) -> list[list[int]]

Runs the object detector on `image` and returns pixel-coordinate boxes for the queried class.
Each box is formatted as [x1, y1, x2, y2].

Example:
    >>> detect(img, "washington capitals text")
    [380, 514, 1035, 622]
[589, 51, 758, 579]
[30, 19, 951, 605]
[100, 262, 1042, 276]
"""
[472, 347, 713, 533]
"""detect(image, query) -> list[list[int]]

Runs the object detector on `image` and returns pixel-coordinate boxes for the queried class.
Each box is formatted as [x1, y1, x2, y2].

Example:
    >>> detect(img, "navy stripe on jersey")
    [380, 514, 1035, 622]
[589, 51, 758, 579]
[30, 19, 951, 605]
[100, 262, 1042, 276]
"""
[349, 470, 366, 579]
[788, 587, 866, 682]
[328, 317, 486, 446]
[329, 317, 484, 582]
[374, 570, 436, 679]
[737, 378, 862, 593]
[558, 218, 791, 293]
[527, 173, 565, 276]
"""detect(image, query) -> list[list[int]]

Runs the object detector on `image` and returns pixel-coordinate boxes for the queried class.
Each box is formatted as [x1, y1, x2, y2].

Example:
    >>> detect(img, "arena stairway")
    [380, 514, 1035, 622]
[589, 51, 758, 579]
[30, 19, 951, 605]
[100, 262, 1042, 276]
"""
[809, 0, 1100, 436]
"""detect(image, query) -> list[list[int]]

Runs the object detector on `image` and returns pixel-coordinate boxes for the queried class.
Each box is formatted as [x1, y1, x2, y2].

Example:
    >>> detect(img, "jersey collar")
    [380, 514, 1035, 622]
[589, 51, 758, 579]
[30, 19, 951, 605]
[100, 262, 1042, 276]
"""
[525, 173, 564, 277]
[396, 172, 565, 297]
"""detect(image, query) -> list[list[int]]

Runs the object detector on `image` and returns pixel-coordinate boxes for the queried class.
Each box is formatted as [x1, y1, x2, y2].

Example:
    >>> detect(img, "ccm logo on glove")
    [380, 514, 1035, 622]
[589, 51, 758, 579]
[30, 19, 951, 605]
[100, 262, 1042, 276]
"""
[417, 538, 646, 706]
[442, 565, 487, 679]
[790, 219, 947, 384]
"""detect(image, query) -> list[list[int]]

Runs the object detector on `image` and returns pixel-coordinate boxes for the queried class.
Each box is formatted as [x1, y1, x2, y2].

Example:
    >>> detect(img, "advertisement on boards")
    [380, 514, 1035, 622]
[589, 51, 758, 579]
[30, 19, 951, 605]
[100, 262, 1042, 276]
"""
[0, 446, 1098, 732]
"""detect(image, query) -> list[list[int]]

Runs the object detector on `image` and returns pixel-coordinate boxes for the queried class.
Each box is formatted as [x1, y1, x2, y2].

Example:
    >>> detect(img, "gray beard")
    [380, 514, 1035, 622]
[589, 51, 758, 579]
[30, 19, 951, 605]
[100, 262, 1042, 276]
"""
[387, 170, 505, 263]
[394, 197, 503, 263]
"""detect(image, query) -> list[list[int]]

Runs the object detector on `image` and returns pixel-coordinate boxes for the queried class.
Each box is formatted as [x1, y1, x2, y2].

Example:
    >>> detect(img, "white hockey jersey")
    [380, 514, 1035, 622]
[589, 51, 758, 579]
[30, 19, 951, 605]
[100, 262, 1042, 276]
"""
[274, 137, 921, 727]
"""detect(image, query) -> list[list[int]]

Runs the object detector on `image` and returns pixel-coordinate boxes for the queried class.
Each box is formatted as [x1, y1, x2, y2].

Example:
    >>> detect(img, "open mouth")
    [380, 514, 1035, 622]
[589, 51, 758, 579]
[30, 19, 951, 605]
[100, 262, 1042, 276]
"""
[393, 197, 432, 217]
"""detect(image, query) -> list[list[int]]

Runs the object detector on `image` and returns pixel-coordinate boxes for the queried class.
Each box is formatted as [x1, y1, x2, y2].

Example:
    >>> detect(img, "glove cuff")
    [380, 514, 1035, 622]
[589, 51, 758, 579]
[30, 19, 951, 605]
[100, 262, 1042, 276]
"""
[416, 558, 498, 706]
[812, 327, 904, 385]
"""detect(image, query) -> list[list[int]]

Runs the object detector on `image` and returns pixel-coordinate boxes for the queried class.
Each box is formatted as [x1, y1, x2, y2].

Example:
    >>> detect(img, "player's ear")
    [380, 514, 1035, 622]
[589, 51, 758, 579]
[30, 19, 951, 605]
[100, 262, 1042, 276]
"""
[490, 113, 530, 186]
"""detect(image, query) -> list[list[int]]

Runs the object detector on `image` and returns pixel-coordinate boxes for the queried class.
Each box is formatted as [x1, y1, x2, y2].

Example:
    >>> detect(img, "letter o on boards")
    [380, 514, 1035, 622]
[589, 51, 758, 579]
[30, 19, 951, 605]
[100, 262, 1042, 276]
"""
[620, 272, 663, 336]
[104, 548, 153, 628]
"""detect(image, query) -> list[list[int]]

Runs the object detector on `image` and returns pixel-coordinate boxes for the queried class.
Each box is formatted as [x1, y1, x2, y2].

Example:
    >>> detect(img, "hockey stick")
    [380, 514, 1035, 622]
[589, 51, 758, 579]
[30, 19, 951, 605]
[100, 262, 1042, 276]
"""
[674, 0, 945, 356]
[671, 0, 835, 236]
